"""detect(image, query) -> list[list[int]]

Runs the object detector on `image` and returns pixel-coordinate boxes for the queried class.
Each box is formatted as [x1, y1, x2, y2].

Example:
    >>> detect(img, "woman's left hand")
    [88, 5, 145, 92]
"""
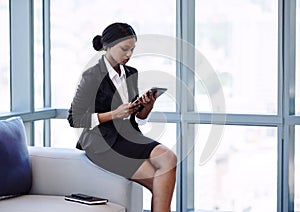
[135, 90, 157, 119]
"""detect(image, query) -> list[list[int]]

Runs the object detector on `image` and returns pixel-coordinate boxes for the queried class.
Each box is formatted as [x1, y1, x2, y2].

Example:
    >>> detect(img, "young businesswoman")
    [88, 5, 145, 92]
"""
[68, 23, 177, 212]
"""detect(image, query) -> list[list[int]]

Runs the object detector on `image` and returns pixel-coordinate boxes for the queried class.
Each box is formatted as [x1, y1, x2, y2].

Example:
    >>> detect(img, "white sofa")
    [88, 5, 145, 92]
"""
[0, 147, 143, 212]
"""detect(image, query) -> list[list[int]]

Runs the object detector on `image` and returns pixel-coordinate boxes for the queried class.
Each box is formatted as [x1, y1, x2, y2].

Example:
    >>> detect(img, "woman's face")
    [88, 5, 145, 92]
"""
[106, 38, 136, 66]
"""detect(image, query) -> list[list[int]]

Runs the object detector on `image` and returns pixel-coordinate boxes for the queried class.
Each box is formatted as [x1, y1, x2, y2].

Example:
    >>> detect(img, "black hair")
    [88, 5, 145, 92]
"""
[92, 22, 137, 51]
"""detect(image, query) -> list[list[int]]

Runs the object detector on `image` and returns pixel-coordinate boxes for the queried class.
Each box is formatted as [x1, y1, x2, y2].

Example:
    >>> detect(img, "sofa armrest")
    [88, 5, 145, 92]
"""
[28, 147, 143, 212]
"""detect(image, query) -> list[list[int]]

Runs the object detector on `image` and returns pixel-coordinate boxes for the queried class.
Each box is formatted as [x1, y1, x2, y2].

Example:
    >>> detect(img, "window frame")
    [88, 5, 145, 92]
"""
[1, 0, 299, 211]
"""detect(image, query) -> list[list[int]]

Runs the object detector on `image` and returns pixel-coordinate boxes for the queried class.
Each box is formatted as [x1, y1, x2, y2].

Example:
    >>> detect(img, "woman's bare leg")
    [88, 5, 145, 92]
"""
[131, 145, 177, 212]
[131, 160, 156, 209]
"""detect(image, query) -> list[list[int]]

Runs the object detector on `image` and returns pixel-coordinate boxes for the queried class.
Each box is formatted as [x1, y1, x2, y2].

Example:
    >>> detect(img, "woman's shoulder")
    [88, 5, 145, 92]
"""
[82, 64, 99, 75]
[81, 61, 107, 80]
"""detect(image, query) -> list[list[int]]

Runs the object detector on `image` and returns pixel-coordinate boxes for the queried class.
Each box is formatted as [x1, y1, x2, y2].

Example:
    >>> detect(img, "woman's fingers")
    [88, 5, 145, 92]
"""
[129, 102, 140, 114]
[141, 90, 155, 104]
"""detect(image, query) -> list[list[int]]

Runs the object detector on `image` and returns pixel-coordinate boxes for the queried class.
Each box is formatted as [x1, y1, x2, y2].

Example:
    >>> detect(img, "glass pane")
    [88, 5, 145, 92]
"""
[195, 0, 278, 114]
[0, 0, 10, 113]
[139, 123, 177, 211]
[34, 0, 44, 109]
[193, 125, 277, 211]
[295, 126, 300, 211]
[296, 0, 300, 115]
[50, 0, 176, 112]
[34, 120, 44, 147]
[130, 56, 176, 112]
[51, 119, 78, 148]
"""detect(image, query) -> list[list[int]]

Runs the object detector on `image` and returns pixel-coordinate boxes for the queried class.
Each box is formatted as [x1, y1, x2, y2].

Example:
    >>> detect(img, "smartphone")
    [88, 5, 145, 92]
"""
[65, 193, 108, 205]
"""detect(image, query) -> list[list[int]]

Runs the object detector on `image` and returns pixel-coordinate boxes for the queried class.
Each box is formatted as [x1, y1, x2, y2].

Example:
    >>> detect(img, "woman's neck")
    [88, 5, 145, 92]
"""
[113, 64, 121, 76]
[105, 54, 121, 76]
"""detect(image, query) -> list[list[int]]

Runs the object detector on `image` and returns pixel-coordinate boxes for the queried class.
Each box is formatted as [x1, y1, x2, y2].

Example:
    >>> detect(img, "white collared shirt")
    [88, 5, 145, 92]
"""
[90, 57, 148, 129]
[105, 57, 129, 104]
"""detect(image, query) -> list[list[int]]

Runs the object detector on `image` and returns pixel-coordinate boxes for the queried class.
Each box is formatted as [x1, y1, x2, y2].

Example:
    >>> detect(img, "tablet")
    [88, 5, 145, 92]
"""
[150, 87, 167, 98]
[132, 87, 167, 104]
[65, 193, 108, 205]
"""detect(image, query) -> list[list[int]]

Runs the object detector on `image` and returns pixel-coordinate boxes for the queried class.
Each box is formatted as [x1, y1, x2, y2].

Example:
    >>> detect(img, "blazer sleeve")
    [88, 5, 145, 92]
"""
[68, 69, 100, 128]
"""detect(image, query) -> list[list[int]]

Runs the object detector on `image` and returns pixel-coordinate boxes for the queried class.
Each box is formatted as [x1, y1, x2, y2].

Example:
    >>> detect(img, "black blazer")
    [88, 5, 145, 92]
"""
[68, 56, 141, 152]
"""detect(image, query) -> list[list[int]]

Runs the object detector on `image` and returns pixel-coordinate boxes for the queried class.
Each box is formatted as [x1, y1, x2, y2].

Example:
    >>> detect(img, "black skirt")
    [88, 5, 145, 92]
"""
[84, 121, 160, 179]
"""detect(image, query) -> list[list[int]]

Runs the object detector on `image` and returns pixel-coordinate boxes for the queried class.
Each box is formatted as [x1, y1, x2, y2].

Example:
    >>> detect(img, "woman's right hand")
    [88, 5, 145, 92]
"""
[112, 103, 139, 119]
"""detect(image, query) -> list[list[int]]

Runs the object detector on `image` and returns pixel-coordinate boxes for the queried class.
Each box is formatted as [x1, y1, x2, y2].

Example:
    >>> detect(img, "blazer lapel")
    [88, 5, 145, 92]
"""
[124, 66, 138, 102]
[97, 56, 123, 105]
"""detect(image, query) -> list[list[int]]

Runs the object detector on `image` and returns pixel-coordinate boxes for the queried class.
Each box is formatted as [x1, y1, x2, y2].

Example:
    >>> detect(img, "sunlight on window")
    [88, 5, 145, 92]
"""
[50, 0, 176, 111]
[0, 0, 10, 113]
[194, 125, 277, 212]
[51, 119, 78, 148]
[34, 120, 44, 147]
[195, 0, 278, 114]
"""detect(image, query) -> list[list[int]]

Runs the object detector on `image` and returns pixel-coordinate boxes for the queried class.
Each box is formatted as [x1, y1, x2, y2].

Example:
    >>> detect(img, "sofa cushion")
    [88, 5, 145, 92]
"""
[0, 117, 32, 197]
[28, 147, 143, 212]
[0, 195, 125, 212]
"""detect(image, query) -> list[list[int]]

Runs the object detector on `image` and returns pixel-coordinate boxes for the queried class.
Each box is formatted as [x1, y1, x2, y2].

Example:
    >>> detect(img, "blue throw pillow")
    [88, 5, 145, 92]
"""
[0, 117, 32, 197]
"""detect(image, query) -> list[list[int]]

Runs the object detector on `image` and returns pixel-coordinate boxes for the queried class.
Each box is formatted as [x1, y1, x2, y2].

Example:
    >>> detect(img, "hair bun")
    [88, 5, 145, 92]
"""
[92, 35, 103, 51]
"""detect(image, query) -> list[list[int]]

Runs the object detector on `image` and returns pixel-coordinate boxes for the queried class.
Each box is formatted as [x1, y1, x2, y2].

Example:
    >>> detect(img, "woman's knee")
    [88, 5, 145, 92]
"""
[150, 145, 177, 170]
[167, 150, 177, 170]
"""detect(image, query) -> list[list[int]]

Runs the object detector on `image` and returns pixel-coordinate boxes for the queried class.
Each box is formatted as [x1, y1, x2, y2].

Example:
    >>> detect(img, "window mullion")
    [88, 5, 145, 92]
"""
[281, 0, 296, 211]
[176, 0, 196, 211]
[42, 0, 51, 147]
[10, 0, 35, 145]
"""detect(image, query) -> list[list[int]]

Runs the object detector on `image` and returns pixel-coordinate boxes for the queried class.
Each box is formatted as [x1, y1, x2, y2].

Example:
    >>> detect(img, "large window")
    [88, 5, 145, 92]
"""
[0, 0, 10, 113]
[194, 125, 277, 211]
[50, 0, 176, 110]
[195, 0, 278, 114]
[1, 1, 300, 212]
[49, 0, 176, 141]
[193, 0, 279, 211]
